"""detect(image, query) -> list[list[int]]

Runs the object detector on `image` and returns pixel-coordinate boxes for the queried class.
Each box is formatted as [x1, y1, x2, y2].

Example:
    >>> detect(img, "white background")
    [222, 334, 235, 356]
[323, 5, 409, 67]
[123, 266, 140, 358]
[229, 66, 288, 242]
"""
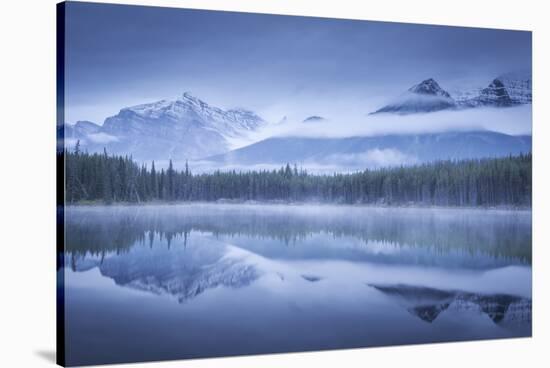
[1, 0, 548, 367]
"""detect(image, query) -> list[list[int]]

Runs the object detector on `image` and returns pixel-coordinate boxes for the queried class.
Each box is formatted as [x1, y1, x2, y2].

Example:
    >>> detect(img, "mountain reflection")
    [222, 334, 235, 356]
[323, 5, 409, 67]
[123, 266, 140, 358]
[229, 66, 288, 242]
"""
[369, 284, 531, 327]
[103, 241, 259, 303]
[67, 234, 261, 303]
[62, 205, 532, 268]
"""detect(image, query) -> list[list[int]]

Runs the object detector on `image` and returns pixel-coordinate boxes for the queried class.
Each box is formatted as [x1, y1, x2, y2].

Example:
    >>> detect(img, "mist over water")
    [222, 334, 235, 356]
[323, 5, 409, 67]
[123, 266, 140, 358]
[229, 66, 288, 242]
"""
[59, 5, 533, 366]
[62, 204, 532, 366]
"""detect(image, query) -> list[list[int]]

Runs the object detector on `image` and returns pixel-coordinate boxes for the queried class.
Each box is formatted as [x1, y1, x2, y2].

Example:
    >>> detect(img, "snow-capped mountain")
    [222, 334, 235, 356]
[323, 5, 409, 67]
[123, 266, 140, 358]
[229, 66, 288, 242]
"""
[103, 92, 264, 138]
[459, 79, 514, 108]
[373, 73, 532, 115]
[63, 92, 267, 162]
[409, 78, 452, 98]
[454, 72, 532, 108]
[496, 71, 532, 104]
[372, 78, 457, 114]
[60, 73, 532, 166]
[65, 120, 101, 136]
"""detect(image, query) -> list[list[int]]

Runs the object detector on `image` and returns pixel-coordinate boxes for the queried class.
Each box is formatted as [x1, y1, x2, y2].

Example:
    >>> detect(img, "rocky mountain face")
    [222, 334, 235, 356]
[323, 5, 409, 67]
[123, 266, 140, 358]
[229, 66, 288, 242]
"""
[102, 93, 264, 138]
[460, 79, 514, 108]
[373, 72, 532, 114]
[409, 78, 452, 98]
[61, 72, 531, 167]
[498, 71, 532, 104]
[372, 78, 457, 114]
[63, 93, 266, 162]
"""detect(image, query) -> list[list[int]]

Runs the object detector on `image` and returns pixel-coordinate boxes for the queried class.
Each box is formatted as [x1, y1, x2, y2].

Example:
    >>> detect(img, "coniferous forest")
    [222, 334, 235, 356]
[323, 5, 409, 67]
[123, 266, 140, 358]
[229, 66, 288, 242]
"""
[61, 145, 531, 207]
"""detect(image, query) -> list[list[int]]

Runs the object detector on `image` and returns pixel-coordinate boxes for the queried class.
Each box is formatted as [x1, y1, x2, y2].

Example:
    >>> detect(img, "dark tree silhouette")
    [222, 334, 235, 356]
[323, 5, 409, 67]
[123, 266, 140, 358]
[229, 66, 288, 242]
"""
[61, 147, 531, 207]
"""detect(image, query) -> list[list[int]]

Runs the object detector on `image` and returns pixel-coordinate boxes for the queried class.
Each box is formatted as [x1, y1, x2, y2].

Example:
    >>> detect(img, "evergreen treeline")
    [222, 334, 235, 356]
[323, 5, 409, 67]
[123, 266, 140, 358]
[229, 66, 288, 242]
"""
[61, 145, 531, 207]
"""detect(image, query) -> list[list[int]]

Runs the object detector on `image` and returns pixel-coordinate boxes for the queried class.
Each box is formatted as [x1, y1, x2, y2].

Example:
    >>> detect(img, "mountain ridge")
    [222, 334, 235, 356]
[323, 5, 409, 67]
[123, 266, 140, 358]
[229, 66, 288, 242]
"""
[372, 72, 532, 115]
[62, 92, 267, 161]
[205, 131, 532, 171]
[60, 71, 532, 166]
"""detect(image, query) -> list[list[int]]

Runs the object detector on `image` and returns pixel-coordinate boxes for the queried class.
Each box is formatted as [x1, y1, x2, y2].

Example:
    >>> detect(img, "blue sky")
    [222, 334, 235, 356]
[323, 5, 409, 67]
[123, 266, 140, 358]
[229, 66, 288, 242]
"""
[63, 2, 532, 124]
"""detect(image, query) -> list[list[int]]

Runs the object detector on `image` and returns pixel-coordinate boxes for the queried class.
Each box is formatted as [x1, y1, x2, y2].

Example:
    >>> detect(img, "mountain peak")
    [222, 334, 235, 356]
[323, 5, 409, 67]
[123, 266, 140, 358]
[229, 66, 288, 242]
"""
[478, 78, 514, 106]
[408, 78, 451, 98]
[372, 78, 455, 114]
[303, 116, 325, 123]
[458, 78, 515, 108]
[181, 91, 197, 100]
[179, 92, 208, 107]
[70, 120, 101, 135]
[74, 120, 99, 128]
[495, 71, 532, 105]
[97, 92, 267, 161]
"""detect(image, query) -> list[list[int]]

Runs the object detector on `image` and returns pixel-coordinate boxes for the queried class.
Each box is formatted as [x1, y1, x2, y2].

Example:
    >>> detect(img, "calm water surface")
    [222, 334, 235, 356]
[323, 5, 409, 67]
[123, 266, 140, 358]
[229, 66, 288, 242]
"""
[61, 204, 532, 366]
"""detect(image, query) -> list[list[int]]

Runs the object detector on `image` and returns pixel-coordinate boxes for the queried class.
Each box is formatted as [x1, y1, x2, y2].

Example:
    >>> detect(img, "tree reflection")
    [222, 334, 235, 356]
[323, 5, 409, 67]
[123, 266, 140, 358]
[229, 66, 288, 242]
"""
[61, 205, 531, 270]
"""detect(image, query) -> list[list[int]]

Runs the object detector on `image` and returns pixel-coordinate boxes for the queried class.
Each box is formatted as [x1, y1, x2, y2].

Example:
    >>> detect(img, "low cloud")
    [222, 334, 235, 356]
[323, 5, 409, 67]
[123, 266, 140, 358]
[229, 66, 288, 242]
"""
[87, 132, 119, 144]
[188, 149, 418, 175]
[323, 149, 419, 169]
[64, 138, 79, 150]
[235, 105, 531, 148]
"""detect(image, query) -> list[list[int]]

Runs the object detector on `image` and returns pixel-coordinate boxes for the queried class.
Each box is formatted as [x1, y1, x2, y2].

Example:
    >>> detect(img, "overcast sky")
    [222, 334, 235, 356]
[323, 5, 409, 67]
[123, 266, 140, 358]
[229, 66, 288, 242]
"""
[64, 2, 532, 125]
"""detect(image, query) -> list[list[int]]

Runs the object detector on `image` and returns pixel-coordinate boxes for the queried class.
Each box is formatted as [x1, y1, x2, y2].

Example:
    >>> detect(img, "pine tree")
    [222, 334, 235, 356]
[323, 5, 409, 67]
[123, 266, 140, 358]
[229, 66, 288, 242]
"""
[63, 152, 531, 207]
[151, 161, 159, 199]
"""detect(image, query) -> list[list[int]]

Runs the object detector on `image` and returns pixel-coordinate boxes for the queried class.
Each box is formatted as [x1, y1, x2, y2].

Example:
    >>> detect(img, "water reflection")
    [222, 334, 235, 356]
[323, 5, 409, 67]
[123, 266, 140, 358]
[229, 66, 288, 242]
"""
[64, 204, 531, 267]
[369, 284, 531, 325]
[97, 237, 258, 303]
[62, 204, 532, 366]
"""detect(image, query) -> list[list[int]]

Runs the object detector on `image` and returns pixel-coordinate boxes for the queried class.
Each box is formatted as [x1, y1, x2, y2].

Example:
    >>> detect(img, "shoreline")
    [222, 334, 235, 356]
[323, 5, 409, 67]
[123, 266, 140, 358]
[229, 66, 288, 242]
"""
[63, 200, 532, 212]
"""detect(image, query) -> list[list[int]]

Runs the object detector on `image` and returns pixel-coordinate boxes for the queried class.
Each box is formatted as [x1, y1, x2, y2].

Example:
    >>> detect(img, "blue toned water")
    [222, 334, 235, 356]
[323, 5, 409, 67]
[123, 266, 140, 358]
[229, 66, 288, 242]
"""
[62, 204, 532, 366]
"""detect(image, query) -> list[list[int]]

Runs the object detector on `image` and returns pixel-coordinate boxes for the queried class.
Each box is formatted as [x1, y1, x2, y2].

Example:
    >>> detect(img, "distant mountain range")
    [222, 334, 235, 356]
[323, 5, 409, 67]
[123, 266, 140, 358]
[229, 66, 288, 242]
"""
[61, 71, 532, 170]
[206, 131, 531, 170]
[61, 92, 266, 161]
[372, 71, 532, 114]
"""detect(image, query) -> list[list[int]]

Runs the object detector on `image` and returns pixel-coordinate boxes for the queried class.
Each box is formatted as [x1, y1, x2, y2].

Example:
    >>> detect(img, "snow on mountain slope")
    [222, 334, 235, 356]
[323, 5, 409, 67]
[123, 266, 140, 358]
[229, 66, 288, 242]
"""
[60, 72, 531, 165]
[372, 78, 457, 114]
[103, 92, 265, 139]
[409, 78, 452, 98]
[459, 79, 514, 108]
[373, 73, 532, 115]
[63, 120, 101, 139]
[497, 71, 532, 104]
[63, 93, 267, 162]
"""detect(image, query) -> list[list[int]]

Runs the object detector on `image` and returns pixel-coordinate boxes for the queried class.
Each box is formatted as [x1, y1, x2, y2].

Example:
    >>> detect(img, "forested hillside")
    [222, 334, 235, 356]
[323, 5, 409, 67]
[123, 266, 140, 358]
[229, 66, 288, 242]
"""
[61, 145, 531, 207]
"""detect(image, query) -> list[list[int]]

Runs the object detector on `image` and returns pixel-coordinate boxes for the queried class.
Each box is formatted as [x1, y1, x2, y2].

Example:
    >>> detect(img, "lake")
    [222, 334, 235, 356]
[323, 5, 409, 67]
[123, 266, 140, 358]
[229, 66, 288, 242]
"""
[60, 204, 532, 366]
